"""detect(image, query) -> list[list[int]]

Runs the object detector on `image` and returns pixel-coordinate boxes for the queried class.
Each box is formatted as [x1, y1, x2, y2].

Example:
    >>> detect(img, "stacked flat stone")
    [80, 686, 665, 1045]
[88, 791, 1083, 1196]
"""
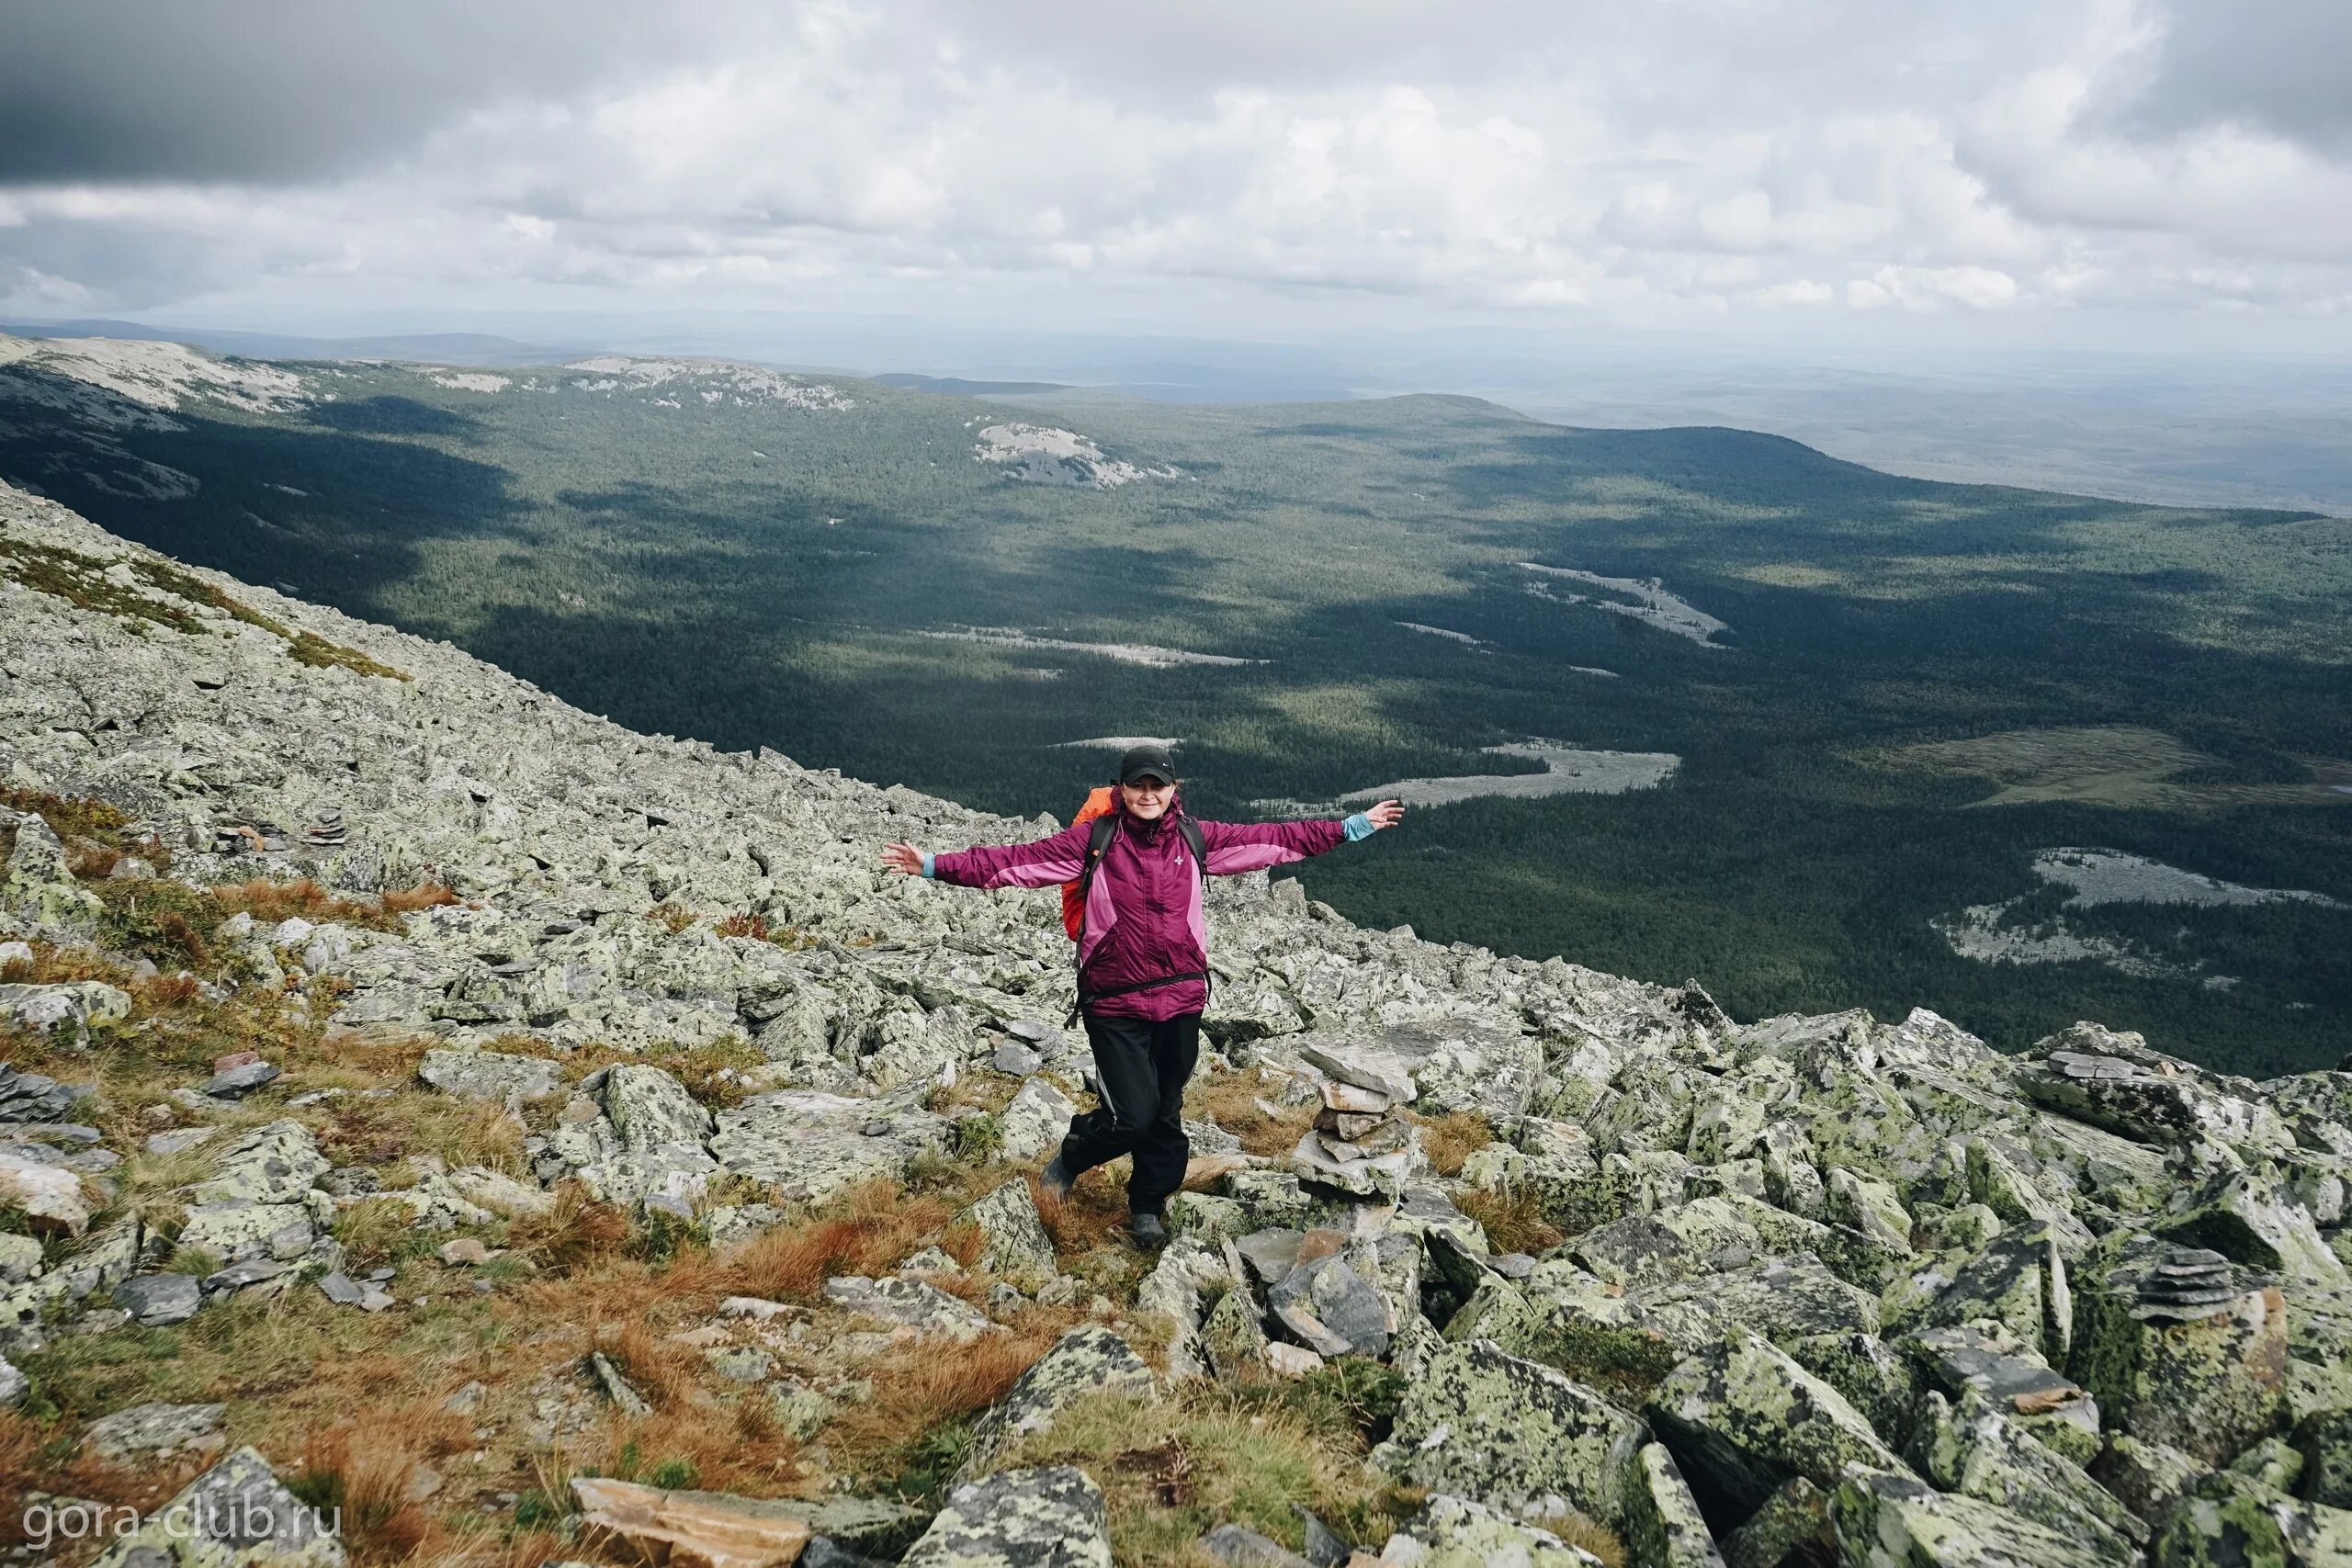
[1288, 1042, 1419, 1198]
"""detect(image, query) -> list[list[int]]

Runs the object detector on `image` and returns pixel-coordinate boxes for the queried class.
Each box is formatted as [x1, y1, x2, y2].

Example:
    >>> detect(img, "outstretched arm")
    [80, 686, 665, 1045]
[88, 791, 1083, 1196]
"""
[881, 818, 1095, 889]
[1198, 798, 1403, 875]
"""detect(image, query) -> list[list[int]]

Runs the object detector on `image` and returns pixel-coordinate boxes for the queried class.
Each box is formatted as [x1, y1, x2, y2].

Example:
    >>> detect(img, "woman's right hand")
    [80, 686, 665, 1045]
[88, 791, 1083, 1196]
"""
[880, 841, 925, 876]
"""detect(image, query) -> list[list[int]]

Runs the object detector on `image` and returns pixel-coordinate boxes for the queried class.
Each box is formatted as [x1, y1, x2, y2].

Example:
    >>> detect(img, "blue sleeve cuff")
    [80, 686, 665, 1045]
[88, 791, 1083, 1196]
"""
[1342, 812, 1375, 842]
[922, 852, 936, 877]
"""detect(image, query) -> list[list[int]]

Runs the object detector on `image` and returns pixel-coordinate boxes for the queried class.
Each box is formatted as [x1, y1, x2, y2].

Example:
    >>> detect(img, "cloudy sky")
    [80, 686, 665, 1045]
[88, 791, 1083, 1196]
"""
[3, 0, 2349, 349]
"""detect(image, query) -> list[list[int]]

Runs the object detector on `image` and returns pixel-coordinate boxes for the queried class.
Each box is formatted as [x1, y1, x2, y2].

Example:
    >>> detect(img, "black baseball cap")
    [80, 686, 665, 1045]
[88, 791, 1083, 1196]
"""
[1118, 743, 1178, 785]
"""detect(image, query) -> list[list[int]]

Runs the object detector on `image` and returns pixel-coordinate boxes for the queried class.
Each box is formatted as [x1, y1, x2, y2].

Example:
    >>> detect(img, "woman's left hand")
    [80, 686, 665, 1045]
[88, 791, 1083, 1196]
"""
[1364, 798, 1404, 830]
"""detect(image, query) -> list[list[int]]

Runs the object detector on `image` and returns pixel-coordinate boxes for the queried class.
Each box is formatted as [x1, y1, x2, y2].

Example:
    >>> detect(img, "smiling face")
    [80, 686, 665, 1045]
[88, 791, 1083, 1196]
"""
[1119, 774, 1175, 819]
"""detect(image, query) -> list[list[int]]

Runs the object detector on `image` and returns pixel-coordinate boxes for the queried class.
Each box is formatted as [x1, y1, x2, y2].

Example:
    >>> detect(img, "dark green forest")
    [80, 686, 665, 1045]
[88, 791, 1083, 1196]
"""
[4, 350, 2346, 1075]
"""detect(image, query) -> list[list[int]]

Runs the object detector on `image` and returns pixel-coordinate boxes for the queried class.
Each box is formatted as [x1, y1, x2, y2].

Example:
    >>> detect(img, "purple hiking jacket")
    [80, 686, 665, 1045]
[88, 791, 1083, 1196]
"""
[930, 790, 1347, 1020]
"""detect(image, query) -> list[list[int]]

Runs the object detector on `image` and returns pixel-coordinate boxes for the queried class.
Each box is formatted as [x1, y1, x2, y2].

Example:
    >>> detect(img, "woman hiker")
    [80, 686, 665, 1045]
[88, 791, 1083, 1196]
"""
[880, 742, 1403, 1246]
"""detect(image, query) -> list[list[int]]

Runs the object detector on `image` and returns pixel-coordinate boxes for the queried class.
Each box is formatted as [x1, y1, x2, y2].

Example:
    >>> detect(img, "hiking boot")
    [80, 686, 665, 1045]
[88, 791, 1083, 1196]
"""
[1125, 1211, 1168, 1248]
[1038, 1156, 1075, 1202]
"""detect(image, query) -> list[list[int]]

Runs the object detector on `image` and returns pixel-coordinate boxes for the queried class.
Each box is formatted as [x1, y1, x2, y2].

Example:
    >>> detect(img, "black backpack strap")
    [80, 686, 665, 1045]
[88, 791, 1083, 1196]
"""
[1176, 816, 1205, 882]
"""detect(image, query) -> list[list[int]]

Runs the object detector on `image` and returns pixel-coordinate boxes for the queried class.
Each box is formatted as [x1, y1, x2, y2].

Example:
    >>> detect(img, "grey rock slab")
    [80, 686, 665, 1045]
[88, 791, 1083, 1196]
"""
[183, 1119, 330, 1205]
[1374, 1336, 1649, 1524]
[0, 982, 130, 1041]
[198, 1060, 281, 1099]
[822, 1275, 998, 1340]
[88, 1442, 346, 1568]
[960, 1325, 1154, 1480]
[1622, 1440, 1729, 1568]
[83, 1399, 227, 1461]
[417, 1046, 560, 1105]
[0, 1060, 93, 1121]
[901, 1465, 1112, 1568]
[1906, 1388, 2147, 1560]
[710, 1089, 947, 1206]
[1393, 1494, 1606, 1564]
[601, 1062, 714, 1150]
[997, 1081, 1077, 1166]
[957, 1178, 1059, 1292]
[588, 1349, 651, 1415]
[1200, 1523, 1312, 1567]
[115, 1271, 201, 1325]
[1267, 1253, 1391, 1359]
[1828, 1467, 2123, 1568]
[1646, 1328, 1912, 1520]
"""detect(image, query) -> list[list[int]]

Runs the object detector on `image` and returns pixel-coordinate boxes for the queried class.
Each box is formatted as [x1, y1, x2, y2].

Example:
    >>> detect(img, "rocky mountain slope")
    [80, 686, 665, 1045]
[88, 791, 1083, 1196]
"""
[3, 475, 2351, 1567]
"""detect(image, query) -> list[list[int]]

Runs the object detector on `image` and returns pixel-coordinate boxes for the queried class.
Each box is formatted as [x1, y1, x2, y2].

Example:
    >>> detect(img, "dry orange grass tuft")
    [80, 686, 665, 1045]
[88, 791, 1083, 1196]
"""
[721, 1181, 956, 1301]
[504, 1183, 634, 1277]
[1184, 1068, 1317, 1158]
[1409, 1111, 1495, 1178]
[824, 1319, 1064, 1479]
[1532, 1507, 1627, 1566]
[379, 882, 459, 914]
[291, 1405, 474, 1563]
[1457, 1183, 1566, 1257]
[1035, 1167, 1135, 1257]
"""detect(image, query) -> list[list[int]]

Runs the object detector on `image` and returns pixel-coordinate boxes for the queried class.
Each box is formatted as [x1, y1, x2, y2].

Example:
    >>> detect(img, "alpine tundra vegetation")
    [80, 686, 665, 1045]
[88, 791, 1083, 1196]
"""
[4, 479, 2352, 1566]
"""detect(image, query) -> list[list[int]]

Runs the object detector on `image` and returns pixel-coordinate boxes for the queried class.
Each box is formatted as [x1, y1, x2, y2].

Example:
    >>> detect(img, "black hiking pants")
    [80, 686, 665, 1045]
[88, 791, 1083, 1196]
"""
[1057, 1010, 1201, 1215]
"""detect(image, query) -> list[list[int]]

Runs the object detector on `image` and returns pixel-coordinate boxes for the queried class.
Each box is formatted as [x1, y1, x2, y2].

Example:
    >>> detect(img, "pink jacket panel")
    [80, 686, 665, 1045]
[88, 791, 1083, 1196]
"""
[930, 793, 1347, 1019]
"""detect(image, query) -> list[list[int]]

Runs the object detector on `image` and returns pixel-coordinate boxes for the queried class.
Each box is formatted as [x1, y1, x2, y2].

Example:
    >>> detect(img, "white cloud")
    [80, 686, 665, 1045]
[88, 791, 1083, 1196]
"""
[0, 0, 2347, 336]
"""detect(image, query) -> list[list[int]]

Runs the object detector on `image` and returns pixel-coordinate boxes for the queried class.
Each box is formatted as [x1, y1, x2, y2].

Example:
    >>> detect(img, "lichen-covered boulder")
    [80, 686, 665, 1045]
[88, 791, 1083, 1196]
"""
[1200, 1284, 1272, 1382]
[0, 1145, 87, 1235]
[1389, 1494, 1607, 1566]
[1645, 1329, 1911, 1520]
[1792, 1333, 1921, 1450]
[998, 1076, 1077, 1164]
[959, 1326, 1153, 1479]
[1572, 1198, 1766, 1289]
[956, 1179, 1057, 1292]
[1907, 1389, 2148, 1560]
[0, 981, 130, 1043]
[2092, 1434, 2208, 1532]
[900, 1466, 1113, 1568]
[1829, 1467, 2129, 1568]
[1373, 1337, 1648, 1525]
[2151, 1470, 2352, 1568]
[1826, 1168, 1916, 1254]
[1915, 1225, 2073, 1365]
[2157, 1168, 2350, 1289]
[2070, 1237, 2290, 1465]
[87, 1442, 345, 1568]
[820, 1275, 996, 1341]
[1621, 1441, 1727, 1567]
[184, 1120, 331, 1206]
[1443, 1266, 1685, 1394]
[2016, 1025, 2290, 1156]
[417, 1047, 560, 1106]
[708, 1089, 946, 1205]
[2305, 1410, 2352, 1511]
[1720, 1476, 1831, 1568]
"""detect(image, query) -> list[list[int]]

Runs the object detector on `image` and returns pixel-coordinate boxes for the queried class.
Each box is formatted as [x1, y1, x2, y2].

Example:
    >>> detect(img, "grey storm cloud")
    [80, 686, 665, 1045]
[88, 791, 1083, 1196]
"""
[0, 1, 749, 184]
[2125, 0, 2352, 148]
[1, 0, 2348, 329]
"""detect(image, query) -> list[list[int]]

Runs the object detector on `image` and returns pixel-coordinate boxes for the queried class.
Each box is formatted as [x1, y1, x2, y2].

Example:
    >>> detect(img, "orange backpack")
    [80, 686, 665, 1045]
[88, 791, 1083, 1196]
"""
[1059, 786, 1117, 939]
